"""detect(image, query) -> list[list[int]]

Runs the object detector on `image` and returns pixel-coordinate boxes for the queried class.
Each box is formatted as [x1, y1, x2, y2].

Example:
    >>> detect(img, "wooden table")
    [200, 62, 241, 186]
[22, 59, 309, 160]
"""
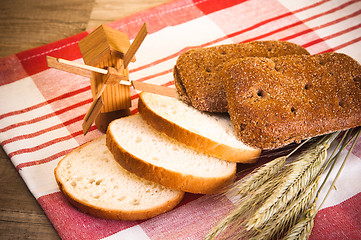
[0, 0, 169, 239]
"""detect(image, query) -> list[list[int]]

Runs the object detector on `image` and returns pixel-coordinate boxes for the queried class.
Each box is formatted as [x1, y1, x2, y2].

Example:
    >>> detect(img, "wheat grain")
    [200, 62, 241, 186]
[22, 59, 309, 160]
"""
[281, 202, 317, 240]
[229, 156, 287, 199]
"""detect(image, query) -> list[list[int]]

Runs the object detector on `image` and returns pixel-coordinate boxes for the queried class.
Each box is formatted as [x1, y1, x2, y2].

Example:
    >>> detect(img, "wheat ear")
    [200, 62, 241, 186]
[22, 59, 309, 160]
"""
[244, 133, 337, 232]
[248, 176, 320, 240]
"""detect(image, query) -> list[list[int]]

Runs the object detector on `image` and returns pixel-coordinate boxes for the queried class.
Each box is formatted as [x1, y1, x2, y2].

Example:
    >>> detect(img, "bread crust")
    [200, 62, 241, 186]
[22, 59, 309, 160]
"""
[106, 126, 236, 194]
[54, 136, 184, 221]
[138, 92, 261, 163]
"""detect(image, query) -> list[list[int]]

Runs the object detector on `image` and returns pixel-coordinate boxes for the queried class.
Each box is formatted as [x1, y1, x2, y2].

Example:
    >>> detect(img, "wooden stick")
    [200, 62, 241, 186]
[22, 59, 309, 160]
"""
[132, 81, 177, 98]
[123, 23, 148, 69]
[47, 56, 130, 85]
[82, 96, 104, 135]
[46, 56, 107, 77]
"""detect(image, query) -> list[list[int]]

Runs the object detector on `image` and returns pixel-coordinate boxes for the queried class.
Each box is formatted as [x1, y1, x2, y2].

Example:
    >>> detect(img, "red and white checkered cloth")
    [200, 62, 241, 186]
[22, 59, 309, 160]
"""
[1, 0, 360, 239]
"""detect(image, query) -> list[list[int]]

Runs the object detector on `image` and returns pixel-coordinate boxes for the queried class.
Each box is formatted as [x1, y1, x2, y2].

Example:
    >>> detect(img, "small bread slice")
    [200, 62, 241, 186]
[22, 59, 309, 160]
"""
[106, 114, 237, 194]
[138, 92, 261, 163]
[55, 135, 184, 221]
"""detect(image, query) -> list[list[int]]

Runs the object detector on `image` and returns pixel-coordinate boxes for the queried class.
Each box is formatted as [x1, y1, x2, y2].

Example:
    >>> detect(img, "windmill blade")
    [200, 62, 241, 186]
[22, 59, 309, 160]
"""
[82, 96, 104, 135]
[132, 81, 177, 98]
[123, 23, 148, 68]
[46, 56, 107, 77]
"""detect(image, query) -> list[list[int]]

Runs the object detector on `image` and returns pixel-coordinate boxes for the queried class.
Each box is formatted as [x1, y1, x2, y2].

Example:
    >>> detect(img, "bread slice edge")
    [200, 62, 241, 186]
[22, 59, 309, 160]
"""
[138, 92, 261, 163]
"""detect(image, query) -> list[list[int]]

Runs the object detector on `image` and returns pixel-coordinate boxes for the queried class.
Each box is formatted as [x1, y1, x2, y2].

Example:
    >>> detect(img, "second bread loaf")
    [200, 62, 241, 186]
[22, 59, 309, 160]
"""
[223, 53, 361, 149]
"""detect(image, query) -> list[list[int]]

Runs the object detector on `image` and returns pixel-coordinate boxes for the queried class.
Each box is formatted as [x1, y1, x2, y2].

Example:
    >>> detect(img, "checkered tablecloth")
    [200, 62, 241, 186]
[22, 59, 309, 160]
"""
[1, 0, 360, 239]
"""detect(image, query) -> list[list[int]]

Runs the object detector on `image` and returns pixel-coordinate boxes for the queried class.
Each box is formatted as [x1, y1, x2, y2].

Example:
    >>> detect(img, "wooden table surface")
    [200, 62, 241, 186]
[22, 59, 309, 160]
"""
[0, 0, 169, 239]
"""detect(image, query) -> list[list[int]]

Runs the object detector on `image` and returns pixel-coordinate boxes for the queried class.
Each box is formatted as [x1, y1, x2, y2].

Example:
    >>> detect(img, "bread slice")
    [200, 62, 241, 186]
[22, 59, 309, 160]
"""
[138, 91, 261, 163]
[54, 135, 184, 221]
[174, 41, 310, 112]
[223, 53, 361, 149]
[106, 114, 237, 194]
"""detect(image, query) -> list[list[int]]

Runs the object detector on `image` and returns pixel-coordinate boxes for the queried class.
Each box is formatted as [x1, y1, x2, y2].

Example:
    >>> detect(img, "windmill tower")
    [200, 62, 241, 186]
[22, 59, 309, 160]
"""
[78, 25, 135, 132]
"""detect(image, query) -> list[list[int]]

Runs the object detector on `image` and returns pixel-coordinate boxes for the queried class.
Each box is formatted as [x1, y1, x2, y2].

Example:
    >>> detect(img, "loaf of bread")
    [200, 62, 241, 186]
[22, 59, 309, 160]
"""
[174, 41, 310, 112]
[138, 91, 261, 163]
[54, 135, 184, 220]
[106, 114, 237, 194]
[223, 52, 361, 149]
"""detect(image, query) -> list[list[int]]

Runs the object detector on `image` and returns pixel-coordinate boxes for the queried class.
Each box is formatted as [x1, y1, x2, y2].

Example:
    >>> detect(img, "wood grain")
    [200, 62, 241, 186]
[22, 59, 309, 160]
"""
[0, 0, 94, 58]
[0, 0, 169, 239]
[87, 0, 169, 30]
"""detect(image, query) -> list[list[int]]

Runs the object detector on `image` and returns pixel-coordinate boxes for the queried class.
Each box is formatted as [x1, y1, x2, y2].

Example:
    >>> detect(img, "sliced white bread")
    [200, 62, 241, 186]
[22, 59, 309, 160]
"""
[106, 114, 237, 194]
[54, 135, 184, 221]
[138, 92, 261, 163]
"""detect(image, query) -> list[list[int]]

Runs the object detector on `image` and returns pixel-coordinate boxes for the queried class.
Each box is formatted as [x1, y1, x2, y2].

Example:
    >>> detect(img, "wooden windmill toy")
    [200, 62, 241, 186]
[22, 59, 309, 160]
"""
[47, 23, 176, 135]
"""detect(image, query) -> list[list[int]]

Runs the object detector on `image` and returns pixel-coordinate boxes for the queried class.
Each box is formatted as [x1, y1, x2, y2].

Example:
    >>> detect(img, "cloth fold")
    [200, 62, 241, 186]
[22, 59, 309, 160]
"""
[0, 0, 360, 239]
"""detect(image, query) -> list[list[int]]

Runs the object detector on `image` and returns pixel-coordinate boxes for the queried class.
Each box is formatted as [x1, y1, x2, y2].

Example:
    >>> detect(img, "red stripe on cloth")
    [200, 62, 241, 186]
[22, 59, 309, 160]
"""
[226, 0, 329, 40]
[280, 9, 361, 42]
[16, 32, 87, 77]
[0, 98, 92, 133]
[243, 0, 359, 43]
[309, 192, 361, 239]
[131, 108, 139, 115]
[0, 85, 90, 120]
[319, 35, 361, 54]
[15, 148, 76, 171]
[1, 115, 84, 146]
[303, 22, 361, 49]
[38, 192, 139, 240]
[194, 0, 248, 15]
[9, 134, 74, 158]
[15, 126, 98, 170]
[140, 194, 233, 240]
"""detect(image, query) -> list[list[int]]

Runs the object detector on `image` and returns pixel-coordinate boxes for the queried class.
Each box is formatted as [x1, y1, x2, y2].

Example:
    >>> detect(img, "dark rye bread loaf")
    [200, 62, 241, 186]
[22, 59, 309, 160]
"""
[223, 52, 361, 149]
[174, 41, 310, 112]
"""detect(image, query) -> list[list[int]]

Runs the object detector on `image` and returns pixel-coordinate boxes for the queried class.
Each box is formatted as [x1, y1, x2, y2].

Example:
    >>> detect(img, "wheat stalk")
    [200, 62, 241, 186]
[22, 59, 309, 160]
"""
[282, 127, 360, 240]
[205, 132, 341, 240]
[206, 128, 360, 240]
